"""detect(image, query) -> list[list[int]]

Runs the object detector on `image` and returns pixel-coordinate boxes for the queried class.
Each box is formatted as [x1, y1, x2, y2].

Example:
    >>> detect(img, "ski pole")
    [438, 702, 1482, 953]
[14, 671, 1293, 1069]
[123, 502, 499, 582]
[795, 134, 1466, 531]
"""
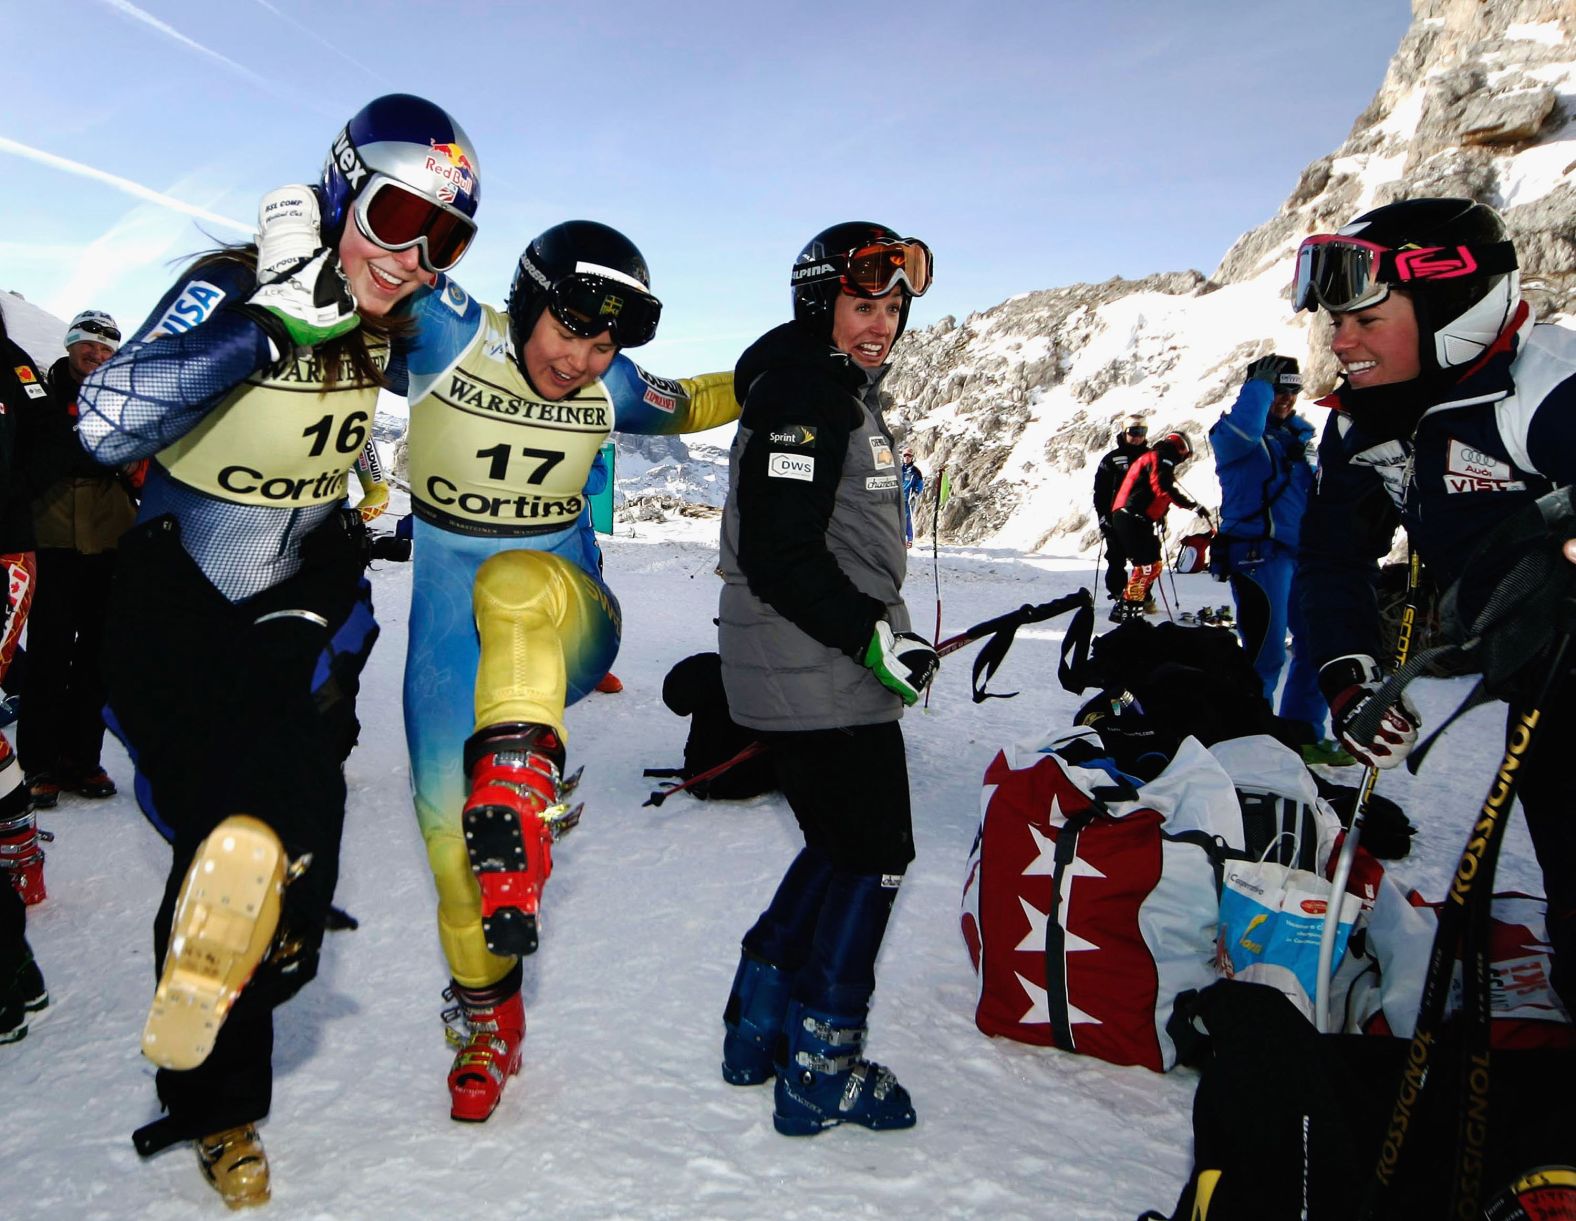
[1358, 630, 1569, 1220]
[1160, 521, 1181, 617]
[643, 741, 767, 808]
[646, 592, 1092, 807]
[1314, 550, 1421, 1034]
[925, 466, 945, 710]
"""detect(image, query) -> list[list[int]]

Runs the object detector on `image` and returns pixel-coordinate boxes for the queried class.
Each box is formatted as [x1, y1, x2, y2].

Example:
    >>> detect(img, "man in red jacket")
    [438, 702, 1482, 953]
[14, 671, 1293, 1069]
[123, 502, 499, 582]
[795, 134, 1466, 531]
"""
[1108, 431, 1206, 621]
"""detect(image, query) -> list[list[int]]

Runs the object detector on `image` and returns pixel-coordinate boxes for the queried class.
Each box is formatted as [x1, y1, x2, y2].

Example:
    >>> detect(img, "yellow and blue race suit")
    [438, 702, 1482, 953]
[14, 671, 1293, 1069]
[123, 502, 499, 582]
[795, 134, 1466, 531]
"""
[401, 277, 737, 986]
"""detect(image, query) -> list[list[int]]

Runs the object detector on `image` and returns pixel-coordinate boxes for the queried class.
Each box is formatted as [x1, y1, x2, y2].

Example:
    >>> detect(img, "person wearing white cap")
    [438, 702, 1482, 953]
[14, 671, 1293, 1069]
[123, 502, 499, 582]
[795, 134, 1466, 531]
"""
[19, 309, 135, 806]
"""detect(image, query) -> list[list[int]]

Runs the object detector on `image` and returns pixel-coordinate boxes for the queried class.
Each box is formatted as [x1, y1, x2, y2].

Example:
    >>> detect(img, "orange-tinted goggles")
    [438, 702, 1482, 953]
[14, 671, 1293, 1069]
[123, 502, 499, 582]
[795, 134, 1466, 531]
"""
[841, 238, 934, 297]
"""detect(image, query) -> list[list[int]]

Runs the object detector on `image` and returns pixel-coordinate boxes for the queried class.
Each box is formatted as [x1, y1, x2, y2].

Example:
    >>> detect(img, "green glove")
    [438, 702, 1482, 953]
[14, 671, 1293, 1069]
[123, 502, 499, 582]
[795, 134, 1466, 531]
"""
[862, 621, 940, 706]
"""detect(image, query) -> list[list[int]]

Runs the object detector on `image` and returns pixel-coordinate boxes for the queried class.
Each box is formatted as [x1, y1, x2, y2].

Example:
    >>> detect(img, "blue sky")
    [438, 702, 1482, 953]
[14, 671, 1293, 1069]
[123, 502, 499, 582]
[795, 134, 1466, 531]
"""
[5, 0, 1410, 376]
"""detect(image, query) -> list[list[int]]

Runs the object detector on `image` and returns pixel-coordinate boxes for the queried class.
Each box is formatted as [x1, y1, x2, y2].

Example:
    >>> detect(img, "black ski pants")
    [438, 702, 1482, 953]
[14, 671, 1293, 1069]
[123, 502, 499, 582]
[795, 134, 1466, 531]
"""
[18, 547, 115, 779]
[1110, 509, 1161, 568]
[761, 720, 914, 876]
[1099, 521, 1130, 599]
[105, 517, 362, 1151]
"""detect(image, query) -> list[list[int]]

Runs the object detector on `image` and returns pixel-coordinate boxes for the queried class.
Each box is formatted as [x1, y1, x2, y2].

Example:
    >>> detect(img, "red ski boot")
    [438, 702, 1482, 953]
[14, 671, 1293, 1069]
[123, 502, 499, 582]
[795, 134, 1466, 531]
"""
[0, 799, 45, 906]
[444, 976, 525, 1122]
[462, 724, 581, 957]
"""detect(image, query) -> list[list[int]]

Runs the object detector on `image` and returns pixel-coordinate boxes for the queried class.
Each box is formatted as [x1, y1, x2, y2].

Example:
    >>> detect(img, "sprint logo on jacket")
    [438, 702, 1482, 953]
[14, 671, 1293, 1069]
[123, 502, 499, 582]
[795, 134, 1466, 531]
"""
[768, 452, 813, 481]
[769, 425, 815, 447]
[1445, 437, 1525, 494]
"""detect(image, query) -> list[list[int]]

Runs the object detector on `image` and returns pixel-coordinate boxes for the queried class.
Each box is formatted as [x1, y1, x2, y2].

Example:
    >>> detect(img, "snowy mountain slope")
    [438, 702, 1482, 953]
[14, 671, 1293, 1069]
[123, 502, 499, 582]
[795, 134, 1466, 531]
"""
[2, 292, 68, 368]
[2, 512, 1545, 1220]
[883, 0, 1575, 553]
[439, 2, 1574, 557]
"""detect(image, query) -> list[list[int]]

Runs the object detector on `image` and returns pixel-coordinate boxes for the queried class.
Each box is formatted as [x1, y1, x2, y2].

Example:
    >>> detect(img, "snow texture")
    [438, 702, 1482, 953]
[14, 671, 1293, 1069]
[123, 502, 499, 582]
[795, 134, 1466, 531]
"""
[1, 503, 1546, 1220]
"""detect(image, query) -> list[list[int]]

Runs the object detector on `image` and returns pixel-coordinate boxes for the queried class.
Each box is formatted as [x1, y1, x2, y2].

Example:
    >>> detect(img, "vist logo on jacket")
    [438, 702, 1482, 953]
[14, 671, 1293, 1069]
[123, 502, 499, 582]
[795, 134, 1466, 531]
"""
[1444, 437, 1525, 494]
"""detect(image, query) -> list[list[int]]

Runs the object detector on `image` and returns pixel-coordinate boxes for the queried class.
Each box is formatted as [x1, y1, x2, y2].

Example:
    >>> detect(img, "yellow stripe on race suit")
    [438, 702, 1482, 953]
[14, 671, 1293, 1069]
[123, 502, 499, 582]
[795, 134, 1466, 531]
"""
[157, 348, 385, 506]
[407, 304, 611, 537]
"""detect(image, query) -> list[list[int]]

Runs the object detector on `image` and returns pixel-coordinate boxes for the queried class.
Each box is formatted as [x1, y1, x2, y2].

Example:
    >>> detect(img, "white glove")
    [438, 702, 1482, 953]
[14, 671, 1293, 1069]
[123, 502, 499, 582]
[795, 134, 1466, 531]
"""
[237, 249, 360, 355]
[862, 621, 940, 706]
[256, 186, 323, 286]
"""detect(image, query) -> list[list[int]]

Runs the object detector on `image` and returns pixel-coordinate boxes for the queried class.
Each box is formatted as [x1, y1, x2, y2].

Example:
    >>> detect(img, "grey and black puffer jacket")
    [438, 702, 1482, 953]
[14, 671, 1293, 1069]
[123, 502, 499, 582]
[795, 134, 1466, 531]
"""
[718, 320, 912, 732]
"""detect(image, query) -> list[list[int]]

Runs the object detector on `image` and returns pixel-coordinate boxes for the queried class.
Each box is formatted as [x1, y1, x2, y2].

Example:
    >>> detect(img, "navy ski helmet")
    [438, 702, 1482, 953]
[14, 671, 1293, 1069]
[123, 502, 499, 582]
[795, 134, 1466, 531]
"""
[1294, 197, 1519, 375]
[790, 221, 933, 344]
[318, 94, 480, 273]
[506, 220, 662, 356]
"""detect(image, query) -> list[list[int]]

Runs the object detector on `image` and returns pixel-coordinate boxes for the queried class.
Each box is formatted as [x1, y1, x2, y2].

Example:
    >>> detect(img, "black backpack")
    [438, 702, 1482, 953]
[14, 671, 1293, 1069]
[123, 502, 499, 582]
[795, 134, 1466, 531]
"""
[646, 653, 776, 801]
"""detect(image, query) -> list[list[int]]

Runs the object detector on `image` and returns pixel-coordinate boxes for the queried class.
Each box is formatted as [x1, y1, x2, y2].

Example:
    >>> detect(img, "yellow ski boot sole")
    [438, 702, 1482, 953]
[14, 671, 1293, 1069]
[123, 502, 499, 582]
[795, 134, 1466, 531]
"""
[142, 816, 285, 1071]
[197, 1123, 271, 1210]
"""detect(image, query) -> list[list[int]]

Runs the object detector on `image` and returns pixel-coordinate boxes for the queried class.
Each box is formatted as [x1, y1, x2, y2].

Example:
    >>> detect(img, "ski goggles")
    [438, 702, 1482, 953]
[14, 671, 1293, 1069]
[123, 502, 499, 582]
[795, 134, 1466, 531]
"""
[546, 271, 663, 348]
[1292, 233, 1517, 314]
[796, 238, 935, 298]
[352, 174, 477, 273]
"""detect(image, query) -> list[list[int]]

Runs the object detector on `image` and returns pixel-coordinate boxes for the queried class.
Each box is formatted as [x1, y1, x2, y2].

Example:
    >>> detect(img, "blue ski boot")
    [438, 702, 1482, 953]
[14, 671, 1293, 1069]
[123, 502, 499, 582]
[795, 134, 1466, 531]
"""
[721, 953, 792, 1085]
[770, 870, 914, 1135]
[773, 1001, 915, 1135]
[721, 847, 833, 1085]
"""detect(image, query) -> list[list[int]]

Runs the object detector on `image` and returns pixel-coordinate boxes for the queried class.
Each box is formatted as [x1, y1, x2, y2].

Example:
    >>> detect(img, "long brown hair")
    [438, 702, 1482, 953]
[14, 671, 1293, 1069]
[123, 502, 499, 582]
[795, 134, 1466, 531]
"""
[188, 245, 412, 389]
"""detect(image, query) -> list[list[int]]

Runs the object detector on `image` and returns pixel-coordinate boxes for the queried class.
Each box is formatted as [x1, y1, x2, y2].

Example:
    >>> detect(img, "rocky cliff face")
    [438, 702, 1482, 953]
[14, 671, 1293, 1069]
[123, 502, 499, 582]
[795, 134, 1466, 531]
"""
[881, 0, 1573, 553]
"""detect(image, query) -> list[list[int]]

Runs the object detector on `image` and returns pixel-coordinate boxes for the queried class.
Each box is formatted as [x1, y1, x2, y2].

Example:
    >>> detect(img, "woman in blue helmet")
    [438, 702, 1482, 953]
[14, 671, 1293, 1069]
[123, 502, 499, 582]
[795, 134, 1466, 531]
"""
[75, 93, 481, 1207]
[392, 221, 739, 1124]
[717, 221, 938, 1136]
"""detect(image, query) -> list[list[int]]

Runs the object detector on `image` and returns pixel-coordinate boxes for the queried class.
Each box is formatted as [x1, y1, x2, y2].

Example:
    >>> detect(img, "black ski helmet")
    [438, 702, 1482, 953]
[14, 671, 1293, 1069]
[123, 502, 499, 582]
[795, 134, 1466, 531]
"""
[318, 93, 480, 269]
[1297, 197, 1519, 375]
[791, 221, 922, 342]
[506, 220, 661, 356]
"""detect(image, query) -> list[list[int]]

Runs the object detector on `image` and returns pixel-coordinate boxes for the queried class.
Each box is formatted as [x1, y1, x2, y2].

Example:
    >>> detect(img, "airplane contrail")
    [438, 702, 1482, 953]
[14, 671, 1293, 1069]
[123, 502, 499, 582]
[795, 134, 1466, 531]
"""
[0, 137, 251, 234]
[99, 0, 278, 94]
[247, 0, 393, 86]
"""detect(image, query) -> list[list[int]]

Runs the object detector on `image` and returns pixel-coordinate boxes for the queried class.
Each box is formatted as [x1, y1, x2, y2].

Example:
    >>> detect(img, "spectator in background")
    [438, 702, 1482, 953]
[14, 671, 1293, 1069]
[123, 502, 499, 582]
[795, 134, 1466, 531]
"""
[0, 302, 50, 1042]
[1108, 430, 1204, 621]
[21, 310, 137, 806]
[1092, 415, 1149, 601]
[900, 446, 923, 548]
[1209, 355, 1340, 763]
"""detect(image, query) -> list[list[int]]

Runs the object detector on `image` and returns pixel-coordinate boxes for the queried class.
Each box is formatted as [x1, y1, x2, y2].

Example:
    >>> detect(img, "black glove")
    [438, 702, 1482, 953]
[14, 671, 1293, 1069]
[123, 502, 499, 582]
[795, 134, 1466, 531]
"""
[1319, 654, 1421, 770]
[1245, 354, 1300, 393]
[862, 621, 940, 706]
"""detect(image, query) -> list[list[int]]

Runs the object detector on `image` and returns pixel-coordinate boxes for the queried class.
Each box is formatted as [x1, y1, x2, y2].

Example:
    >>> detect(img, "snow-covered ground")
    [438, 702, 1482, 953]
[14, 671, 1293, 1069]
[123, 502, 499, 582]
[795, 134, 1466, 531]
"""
[2, 507, 1538, 1220]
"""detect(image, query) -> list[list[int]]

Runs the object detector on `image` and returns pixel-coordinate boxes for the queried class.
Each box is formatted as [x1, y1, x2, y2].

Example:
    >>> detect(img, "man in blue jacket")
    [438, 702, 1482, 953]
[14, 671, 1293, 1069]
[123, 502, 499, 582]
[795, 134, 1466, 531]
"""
[1209, 355, 1334, 757]
[900, 447, 923, 548]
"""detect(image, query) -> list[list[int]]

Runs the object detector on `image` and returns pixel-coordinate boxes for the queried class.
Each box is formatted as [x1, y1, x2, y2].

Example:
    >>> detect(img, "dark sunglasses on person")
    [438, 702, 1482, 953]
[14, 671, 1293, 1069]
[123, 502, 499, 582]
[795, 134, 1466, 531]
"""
[1125, 426, 1148, 438]
[352, 174, 477, 274]
[74, 318, 121, 344]
[547, 273, 663, 348]
[1292, 232, 1517, 314]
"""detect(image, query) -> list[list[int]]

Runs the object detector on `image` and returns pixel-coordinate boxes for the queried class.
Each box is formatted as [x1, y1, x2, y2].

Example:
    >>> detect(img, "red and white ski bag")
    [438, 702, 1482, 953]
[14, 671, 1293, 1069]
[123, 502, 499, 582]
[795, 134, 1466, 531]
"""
[961, 730, 1237, 1071]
